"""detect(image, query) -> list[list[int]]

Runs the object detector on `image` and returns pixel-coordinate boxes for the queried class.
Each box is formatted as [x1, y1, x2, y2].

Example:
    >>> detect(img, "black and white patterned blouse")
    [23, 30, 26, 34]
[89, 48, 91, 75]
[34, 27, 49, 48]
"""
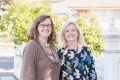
[57, 46, 97, 80]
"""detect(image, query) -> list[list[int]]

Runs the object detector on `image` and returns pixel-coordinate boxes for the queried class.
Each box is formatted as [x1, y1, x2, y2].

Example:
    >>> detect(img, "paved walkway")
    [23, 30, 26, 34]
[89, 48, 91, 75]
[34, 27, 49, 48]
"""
[0, 43, 19, 80]
[0, 57, 16, 80]
[0, 56, 18, 80]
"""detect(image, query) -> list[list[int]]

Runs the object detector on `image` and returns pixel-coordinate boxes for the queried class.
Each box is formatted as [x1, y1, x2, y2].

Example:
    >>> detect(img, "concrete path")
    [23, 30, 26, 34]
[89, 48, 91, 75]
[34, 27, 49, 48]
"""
[0, 43, 19, 80]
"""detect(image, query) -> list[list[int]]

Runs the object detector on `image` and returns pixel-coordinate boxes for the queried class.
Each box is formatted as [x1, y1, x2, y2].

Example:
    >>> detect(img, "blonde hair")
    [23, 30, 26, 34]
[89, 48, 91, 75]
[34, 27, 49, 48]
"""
[58, 20, 85, 48]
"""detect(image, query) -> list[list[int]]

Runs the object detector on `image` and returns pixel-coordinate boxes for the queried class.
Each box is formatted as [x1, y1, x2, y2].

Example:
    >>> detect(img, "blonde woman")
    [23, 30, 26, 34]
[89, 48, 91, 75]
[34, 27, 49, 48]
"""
[57, 21, 97, 80]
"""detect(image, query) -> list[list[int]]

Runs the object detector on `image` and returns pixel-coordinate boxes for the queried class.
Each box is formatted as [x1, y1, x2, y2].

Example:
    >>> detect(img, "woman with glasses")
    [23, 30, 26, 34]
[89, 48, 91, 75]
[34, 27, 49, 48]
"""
[20, 14, 60, 80]
[57, 21, 97, 80]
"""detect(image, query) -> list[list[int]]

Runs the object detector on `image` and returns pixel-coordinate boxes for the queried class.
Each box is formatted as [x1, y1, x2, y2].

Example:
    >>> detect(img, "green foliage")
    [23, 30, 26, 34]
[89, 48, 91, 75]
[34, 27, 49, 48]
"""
[3, 1, 51, 44]
[76, 16, 103, 56]
[1, 0, 103, 55]
[0, 3, 7, 31]
[1, 0, 68, 45]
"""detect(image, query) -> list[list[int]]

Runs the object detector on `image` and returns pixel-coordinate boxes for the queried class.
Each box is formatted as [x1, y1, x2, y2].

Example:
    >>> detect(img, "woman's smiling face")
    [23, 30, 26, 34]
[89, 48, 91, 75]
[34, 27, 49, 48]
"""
[38, 18, 52, 38]
[64, 23, 78, 42]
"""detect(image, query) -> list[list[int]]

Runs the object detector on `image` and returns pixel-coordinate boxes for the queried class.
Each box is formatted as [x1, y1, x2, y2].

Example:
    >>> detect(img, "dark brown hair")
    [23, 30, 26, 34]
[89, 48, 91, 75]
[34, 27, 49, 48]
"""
[27, 14, 56, 42]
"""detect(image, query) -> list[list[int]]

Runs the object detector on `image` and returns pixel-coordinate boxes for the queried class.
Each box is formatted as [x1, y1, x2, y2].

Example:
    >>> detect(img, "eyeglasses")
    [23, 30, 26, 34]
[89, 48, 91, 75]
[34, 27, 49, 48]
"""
[39, 24, 52, 28]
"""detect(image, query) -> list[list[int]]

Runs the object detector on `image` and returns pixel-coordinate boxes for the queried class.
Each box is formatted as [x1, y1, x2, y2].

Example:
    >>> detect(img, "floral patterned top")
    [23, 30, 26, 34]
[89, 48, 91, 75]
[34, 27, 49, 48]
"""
[57, 46, 97, 80]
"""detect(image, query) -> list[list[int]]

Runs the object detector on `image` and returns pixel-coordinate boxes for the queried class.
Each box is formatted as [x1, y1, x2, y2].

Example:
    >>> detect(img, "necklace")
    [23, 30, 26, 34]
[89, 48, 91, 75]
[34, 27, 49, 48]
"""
[39, 40, 52, 54]
[39, 40, 50, 47]
[37, 40, 60, 63]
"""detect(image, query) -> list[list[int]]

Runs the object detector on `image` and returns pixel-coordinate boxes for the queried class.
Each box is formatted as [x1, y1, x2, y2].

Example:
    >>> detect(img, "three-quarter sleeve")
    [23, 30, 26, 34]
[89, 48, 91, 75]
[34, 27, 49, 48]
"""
[84, 47, 97, 80]
[20, 42, 37, 80]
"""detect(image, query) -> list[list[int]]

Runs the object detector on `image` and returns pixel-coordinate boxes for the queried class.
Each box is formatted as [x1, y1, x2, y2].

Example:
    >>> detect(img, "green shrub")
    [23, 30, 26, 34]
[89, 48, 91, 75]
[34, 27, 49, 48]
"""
[76, 16, 103, 56]
[1, 0, 103, 56]
[1, 0, 68, 45]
